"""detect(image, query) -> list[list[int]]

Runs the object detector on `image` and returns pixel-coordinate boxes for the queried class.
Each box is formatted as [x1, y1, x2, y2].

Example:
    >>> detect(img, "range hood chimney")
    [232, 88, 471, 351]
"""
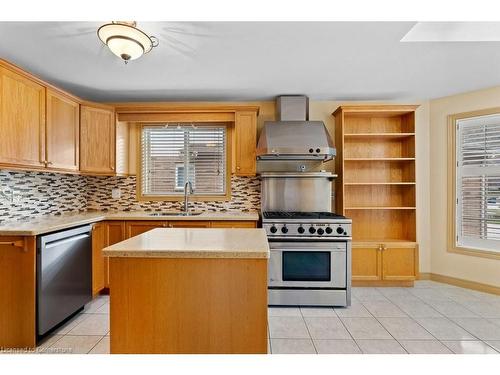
[256, 95, 336, 161]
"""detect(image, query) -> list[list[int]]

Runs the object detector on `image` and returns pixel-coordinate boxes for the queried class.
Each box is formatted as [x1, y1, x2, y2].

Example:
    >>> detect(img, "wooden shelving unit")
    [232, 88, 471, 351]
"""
[333, 105, 419, 286]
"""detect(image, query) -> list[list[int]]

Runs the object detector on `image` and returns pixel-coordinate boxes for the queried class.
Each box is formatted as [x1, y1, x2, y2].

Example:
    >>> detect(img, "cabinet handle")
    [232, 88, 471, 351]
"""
[0, 241, 24, 247]
[111, 166, 115, 171]
[236, 166, 241, 170]
[378, 244, 383, 251]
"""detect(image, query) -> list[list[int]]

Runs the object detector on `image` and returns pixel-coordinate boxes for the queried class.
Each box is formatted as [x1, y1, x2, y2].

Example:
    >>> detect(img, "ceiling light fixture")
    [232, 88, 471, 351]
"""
[97, 21, 159, 64]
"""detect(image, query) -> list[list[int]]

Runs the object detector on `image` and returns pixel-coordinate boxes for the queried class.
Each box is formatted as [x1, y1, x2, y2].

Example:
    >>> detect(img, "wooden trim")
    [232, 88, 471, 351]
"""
[117, 112, 235, 123]
[352, 280, 414, 287]
[110, 102, 260, 114]
[419, 272, 500, 296]
[135, 123, 232, 202]
[0, 58, 82, 103]
[447, 107, 500, 260]
[333, 105, 420, 116]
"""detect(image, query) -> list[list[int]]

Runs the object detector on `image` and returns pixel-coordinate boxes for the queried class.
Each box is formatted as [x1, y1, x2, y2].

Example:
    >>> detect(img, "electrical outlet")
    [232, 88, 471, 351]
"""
[111, 188, 121, 199]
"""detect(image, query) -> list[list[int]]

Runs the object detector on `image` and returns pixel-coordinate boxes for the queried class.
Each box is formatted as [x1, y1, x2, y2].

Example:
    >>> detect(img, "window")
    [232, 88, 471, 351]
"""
[455, 114, 500, 253]
[140, 124, 227, 199]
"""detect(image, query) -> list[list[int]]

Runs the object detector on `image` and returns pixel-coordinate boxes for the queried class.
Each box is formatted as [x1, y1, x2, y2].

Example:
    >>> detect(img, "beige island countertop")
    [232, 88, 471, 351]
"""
[0, 210, 259, 236]
[103, 227, 270, 259]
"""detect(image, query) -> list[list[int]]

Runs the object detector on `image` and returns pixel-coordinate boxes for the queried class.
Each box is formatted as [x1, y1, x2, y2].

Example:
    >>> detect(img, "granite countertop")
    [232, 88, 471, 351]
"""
[103, 228, 270, 259]
[0, 210, 260, 236]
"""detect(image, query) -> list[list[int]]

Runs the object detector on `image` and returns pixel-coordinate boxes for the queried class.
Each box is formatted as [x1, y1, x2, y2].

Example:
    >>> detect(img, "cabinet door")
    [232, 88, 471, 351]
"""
[351, 244, 382, 281]
[46, 89, 79, 171]
[80, 105, 115, 174]
[381, 243, 418, 281]
[234, 111, 257, 176]
[105, 221, 125, 288]
[92, 223, 107, 296]
[125, 221, 167, 238]
[0, 67, 45, 168]
[211, 221, 257, 228]
[168, 221, 211, 228]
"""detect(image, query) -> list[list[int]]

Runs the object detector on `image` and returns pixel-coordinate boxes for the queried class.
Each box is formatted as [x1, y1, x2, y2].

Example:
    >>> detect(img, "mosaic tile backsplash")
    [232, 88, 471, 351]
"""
[0, 170, 260, 223]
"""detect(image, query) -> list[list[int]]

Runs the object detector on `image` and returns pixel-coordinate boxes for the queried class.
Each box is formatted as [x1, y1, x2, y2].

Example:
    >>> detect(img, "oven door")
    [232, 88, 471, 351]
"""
[268, 241, 346, 288]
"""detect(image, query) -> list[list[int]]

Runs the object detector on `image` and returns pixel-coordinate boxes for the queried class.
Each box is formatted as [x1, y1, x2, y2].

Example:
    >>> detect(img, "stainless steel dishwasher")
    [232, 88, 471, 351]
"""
[37, 225, 93, 336]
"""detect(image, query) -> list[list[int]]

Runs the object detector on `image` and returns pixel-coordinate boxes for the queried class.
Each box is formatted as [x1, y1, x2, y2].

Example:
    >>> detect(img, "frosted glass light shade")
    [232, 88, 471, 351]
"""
[97, 22, 157, 62]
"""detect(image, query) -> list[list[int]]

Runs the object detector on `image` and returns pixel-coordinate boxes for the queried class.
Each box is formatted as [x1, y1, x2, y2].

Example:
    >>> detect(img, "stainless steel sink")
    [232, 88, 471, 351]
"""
[148, 212, 203, 217]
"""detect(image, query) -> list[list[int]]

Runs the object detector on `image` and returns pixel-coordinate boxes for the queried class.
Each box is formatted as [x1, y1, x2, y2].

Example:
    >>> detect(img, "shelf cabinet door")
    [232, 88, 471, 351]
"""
[125, 221, 167, 238]
[234, 111, 257, 176]
[92, 223, 107, 296]
[0, 66, 46, 168]
[381, 243, 418, 281]
[80, 105, 115, 174]
[351, 244, 382, 281]
[46, 89, 80, 171]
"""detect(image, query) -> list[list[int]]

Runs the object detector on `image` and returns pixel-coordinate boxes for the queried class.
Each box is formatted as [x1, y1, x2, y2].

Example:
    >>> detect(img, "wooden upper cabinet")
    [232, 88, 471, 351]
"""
[0, 66, 46, 168]
[234, 111, 257, 176]
[80, 104, 116, 174]
[46, 89, 80, 171]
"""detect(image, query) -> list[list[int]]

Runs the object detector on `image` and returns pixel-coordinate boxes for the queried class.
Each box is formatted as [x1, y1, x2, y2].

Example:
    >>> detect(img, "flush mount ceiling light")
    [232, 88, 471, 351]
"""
[97, 21, 159, 63]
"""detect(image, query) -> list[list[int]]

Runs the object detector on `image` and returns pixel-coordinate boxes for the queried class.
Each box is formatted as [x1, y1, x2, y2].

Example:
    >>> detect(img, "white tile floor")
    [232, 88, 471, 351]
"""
[9, 280, 500, 354]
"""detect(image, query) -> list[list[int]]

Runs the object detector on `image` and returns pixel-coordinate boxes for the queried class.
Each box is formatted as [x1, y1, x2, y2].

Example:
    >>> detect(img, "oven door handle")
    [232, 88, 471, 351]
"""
[269, 242, 346, 251]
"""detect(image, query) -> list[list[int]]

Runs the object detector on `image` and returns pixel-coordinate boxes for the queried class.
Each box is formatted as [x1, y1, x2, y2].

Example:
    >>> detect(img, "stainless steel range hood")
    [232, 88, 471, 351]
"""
[256, 96, 336, 161]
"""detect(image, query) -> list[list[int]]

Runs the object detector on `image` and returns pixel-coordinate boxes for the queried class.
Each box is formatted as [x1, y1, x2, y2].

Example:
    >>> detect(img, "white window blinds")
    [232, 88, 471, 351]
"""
[141, 124, 227, 196]
[456, 114, 500, 252]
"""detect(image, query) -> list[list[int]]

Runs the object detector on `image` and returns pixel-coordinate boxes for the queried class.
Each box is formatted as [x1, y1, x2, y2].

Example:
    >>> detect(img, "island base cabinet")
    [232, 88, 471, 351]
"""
[109, 257, 268, 354]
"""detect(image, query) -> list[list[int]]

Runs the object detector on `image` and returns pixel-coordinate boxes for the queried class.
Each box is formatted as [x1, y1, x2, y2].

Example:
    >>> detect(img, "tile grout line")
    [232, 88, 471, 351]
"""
[299, 307, 318, 354]
[334, 306, 364, 354]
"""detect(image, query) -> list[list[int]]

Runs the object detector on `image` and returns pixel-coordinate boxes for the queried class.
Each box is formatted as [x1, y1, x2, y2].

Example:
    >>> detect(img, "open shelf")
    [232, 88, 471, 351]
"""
[344, 133, 415, 139]
[344, 182, 416, 186]
[345, 209, 416, 242]
[334, 105, 418, 248]
[344, 159, 415, 184]
[345, 207, 416, 210]
[343, 113, 415, 134]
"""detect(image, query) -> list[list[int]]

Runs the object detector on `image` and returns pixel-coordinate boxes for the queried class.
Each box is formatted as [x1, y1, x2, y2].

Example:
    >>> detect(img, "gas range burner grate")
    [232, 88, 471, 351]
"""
[262, 211, 347, 220]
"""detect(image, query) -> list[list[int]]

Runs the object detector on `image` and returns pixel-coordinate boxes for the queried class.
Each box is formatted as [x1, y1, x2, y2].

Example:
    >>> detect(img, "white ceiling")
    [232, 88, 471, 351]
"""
[1, 21, 500, 102]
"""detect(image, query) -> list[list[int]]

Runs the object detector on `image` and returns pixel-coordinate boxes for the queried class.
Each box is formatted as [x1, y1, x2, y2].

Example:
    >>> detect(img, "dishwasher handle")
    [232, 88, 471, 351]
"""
[44, 233, 90, 249]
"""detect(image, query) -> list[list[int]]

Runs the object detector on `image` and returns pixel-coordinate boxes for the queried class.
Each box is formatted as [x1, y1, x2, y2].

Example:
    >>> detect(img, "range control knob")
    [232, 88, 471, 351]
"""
[309, 148, 314, 153]
[270, 226, 278, 234]
[281, 226, 289, 234]
[297, 226, 305, 234]
[316, 148, 321, 153]
[325, 227, 333, 234]
[309, 226, 316, 234]
[317, 228, 324, 235]
[336, 226, 344, 234]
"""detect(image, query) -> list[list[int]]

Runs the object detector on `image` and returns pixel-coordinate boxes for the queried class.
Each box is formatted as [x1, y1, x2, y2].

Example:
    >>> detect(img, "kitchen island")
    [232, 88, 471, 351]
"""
[103, 228, 269, 354]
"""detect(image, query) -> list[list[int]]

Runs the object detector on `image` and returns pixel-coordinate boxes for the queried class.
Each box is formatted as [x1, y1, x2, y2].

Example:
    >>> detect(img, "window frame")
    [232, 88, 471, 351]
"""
[447, 108, 500, 260]
[136, 123, 232, 202]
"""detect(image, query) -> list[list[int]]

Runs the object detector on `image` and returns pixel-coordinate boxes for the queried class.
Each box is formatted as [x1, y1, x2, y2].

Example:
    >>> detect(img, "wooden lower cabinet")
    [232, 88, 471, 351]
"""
[168, 221, 210, 228]
[92, 222, 107, 296]
[0, 236, 36, 348]
[125, 221, 167, 238]
[352, 242, 418, 285]
[93, 219, 259, 294]
[211, 221, 257, 228]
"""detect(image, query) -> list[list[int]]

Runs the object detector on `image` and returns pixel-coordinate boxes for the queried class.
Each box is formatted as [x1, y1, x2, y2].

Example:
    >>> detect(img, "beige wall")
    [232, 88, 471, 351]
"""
[430, 86, 500, 287]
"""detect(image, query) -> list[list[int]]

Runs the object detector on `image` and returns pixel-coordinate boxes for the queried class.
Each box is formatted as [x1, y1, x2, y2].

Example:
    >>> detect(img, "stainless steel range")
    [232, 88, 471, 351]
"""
[263, 211, 352, 307]
[256, 95, 352, 307]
